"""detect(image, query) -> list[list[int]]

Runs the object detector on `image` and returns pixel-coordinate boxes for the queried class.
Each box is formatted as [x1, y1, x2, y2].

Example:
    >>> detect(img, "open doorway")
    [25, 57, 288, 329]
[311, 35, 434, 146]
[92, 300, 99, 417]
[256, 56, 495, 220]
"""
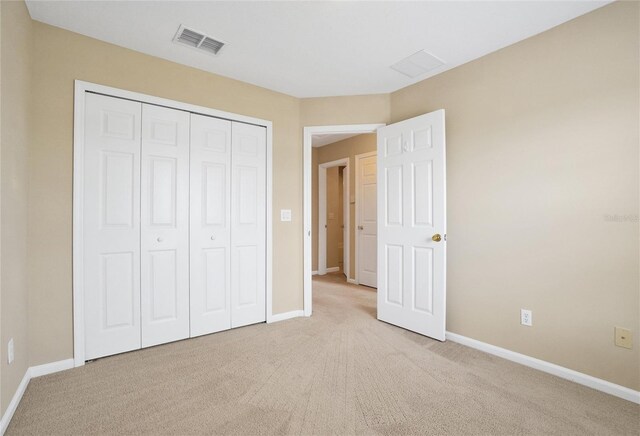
[303, 124, 384, 316]
[317, 158, 349, 277]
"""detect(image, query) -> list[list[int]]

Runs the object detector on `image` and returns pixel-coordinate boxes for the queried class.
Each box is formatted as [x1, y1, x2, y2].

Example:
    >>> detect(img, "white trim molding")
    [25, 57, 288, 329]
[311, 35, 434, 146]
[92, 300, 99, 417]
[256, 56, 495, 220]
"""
[446, 332, 640, 404]
[73, 80, 274, 366]
[29, 359, 75, 378]
[303, 124, 385, 317]
[0, 359, 76, 434]
[0, 370, 29, 435]
[268, 310, 305, 323]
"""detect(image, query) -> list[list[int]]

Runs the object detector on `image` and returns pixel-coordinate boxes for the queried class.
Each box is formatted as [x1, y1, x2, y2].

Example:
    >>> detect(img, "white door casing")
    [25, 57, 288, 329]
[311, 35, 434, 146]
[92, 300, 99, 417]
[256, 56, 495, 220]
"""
[356, 152, 378, 288]
[231, 121, 267, 328]
[189, 114, 232, 336]
[342, 166, 349, 278]
[377, 110, 446, 341]
[140, 104, 191, 347]
[84, 93, 142, 360]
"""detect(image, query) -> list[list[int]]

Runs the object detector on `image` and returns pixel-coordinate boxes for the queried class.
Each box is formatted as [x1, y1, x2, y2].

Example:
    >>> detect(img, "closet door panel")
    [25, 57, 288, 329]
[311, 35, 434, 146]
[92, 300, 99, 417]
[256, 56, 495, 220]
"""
[231, 122, 266, 328]
[141, 104, 190, 347]
[84, 93, 142, 360]
[190, 114, 232, 336]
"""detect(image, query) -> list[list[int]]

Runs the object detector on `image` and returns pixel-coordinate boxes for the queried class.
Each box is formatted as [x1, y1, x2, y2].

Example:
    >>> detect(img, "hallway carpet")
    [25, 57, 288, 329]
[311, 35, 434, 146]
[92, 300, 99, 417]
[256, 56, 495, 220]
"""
[7, 273, 639, 435]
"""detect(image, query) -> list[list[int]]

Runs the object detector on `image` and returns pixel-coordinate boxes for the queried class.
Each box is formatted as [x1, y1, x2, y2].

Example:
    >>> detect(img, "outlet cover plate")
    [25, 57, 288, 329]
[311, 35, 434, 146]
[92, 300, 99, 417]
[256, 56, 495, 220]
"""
[520, 309, 532, 327]
[7, 338, 14, 364]
[280, 209, 292, 222]
[615, 327, 632, 349]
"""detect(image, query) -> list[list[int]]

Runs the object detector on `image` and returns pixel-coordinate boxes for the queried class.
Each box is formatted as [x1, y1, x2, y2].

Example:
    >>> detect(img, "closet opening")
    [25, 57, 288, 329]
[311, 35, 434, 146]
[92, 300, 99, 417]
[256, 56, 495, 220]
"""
[72, 80, 274, 366]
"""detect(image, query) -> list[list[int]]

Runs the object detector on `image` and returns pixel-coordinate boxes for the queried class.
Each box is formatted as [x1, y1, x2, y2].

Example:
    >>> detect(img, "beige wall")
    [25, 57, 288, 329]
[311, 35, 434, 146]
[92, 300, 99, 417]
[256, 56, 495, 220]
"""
[27, 20, 302, 367]
[312, 134, 377, 279]
[301, 95, 390, 127]
[1, 0, 32, 416]
[325, 167, 344, 270]
[391, 1, 639, 390]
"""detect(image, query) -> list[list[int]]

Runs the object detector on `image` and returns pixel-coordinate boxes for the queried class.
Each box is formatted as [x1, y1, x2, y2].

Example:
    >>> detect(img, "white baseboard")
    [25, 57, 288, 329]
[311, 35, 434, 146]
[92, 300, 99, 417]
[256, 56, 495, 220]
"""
[268, 310, 304, 323]
[0, 358, 76, 435]
[29, 358, 74, 378]
[0, 369, 30, 435]
[445, 332, 640, 404]
[326, 267, 340, 273]
[311, 270, 318, 276]
[346, 278, 357, 284]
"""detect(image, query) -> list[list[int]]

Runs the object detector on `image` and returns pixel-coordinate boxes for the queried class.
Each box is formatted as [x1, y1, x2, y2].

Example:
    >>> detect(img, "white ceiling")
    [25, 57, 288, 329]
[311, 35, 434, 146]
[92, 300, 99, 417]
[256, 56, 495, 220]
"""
[25, 1, 610, 98]
[312, 133, 362, 148]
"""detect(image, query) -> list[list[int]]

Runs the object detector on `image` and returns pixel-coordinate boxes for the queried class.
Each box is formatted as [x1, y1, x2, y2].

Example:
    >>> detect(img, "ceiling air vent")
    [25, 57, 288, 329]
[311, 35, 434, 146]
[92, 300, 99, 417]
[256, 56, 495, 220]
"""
[173, 25, 226, 56]
[391, 50, 444, 78]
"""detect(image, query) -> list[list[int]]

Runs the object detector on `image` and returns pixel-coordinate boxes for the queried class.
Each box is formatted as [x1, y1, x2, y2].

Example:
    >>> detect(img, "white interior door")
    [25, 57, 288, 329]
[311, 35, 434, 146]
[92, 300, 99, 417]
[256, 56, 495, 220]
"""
[357, 152, 378, 288]
[190, 114, 232, 337]
[377, 110, 446, 341]
[140, 104, 190, 347]
[84, 93, 142, 360]
[231, 121, 266, 328]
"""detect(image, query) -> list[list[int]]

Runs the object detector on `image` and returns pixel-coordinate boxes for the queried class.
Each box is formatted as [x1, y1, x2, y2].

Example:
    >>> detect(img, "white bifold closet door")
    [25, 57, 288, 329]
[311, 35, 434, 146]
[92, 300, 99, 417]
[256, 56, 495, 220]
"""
[190, 117, 267, 334]
[140, 104, 190, 347]
[84, 93, 142, 360]
[189, 114, 232, 336]
[84, 92, 266, 360]
[230, 121, 267, 328]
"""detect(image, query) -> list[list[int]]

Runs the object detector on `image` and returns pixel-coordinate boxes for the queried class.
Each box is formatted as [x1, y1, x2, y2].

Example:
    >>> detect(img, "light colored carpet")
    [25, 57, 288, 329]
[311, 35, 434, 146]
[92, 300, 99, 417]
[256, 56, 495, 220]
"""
[7, 273, 639, 435]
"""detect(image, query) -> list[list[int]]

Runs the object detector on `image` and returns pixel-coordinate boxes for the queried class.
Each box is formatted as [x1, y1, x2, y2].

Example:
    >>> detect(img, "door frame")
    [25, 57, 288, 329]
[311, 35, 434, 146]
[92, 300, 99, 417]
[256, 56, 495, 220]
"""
[318, 158, 349, 276]
[303, 124, 384, 317]
[354, 151, 377, 286]
[73, 80, 274, 367]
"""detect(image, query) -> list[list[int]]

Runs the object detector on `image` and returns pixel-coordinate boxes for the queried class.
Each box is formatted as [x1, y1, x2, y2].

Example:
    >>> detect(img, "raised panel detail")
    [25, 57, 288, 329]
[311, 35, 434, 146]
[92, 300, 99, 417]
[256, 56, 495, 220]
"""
[362, 235, 377, 273]
[204, 248, 226, 312]
[205, 130, 227, 153]
[150, 120, 178, 146]
[238, 245, 258, 307]
[363, 184, 377, 222]
[203, 163, 226, 226]
[413, 247, 434, 314]
[101, 151, 134, 227]
[239, 135, 258, 155]
[385, 165, 403, 226]
[385, 245, 403, 306]
[101, 110, 135, 140]
[413, 127, 432, 150]
[385, 135, 402, 157]
[238, 166, 257, 225]
[413, 161, 433, 227]
[149, 250, 178, 321]
[150, 157, 176, 226]
[101, 252, 135, 329]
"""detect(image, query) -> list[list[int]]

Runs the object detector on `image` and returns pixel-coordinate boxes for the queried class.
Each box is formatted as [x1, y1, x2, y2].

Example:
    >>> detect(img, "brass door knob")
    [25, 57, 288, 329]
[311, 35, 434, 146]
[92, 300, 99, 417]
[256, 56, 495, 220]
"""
[432, 234, 442, 242]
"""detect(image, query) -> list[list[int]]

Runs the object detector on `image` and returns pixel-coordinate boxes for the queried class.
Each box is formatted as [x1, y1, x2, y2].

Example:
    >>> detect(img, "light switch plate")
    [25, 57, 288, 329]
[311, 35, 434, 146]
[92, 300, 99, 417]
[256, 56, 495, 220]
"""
[280, 209, 292, 222]
[615, 327, 632, 349]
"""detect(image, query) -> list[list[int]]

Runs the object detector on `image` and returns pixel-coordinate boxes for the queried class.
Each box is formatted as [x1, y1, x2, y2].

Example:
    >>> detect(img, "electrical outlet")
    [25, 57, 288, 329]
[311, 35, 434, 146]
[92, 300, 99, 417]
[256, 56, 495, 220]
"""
[7, 338, 14, 364]
[520, 309, 532, 327]
[280, 209, 292, 222]
[614, 327, 632, 349]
